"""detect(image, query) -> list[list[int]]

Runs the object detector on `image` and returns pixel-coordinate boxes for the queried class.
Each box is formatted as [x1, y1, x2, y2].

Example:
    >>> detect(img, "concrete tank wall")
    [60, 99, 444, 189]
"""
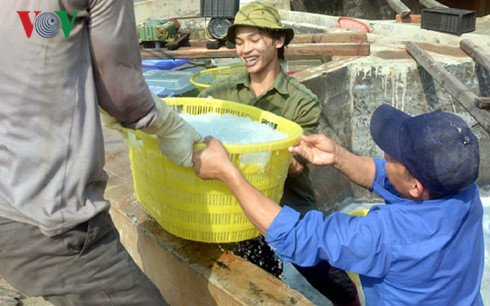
[296, 55, 490, 213]
[289, 0, 489, 19]
[290, 0, 400, 20]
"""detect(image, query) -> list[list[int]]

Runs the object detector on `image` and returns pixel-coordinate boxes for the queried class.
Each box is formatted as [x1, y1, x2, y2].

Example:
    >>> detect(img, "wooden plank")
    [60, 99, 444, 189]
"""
[181, 33, 368, 48]
[141, 42, 370, 59]
[141, 47, 235, 59]
[406, 41, 490, 134]
[385, 0, 411, 17]
[419, 0, 448, 8]
[460, 39, 490, 72]
[287, 43, 370, 56]
[290, 33, 368, 43]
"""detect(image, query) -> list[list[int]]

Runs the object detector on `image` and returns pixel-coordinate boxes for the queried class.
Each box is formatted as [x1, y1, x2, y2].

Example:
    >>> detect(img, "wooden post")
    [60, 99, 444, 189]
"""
[385, 0, 411, 17]
[406, 41, 490, 134]
[418, 0, 448, 8]
[460, 39, 490, 72]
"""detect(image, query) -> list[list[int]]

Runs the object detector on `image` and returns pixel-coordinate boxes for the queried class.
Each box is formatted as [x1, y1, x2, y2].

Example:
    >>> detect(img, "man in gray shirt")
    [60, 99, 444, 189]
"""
[0, 0, 201, 304]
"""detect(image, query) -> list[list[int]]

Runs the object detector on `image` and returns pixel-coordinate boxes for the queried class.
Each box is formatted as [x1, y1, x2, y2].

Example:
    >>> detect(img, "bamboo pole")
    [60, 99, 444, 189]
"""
[385, 0, 411, 17]
[419, 0, 448, 8]
[406, 41, 490, 133]
[460, 39, 490, 72]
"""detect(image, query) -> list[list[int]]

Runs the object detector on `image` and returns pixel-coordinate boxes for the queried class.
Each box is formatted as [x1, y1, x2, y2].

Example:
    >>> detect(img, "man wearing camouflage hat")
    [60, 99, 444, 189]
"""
[199, 2, 360, 306]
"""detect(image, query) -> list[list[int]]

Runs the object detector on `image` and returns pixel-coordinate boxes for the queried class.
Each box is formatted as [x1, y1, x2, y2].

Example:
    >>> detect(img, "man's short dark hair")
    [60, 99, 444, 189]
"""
[259, 28, 287, 60]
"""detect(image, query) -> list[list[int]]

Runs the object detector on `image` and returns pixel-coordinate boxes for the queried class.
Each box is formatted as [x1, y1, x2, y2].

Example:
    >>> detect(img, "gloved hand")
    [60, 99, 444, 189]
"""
[141, 94, 203, 167]
[99, 107, 124, 133]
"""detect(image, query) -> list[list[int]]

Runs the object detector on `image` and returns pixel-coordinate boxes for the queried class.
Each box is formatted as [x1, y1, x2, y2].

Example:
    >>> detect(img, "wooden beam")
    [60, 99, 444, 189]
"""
[460, 39, 490, 72]
[141, 42, 370, 59]
[406, 41, 490, 134]
[290, 33, 368, 43]
[287, 43, 370, 56]
[183, 33, 368, 48]
[419, 0, 448, 8]
[385, 0, 411, 17]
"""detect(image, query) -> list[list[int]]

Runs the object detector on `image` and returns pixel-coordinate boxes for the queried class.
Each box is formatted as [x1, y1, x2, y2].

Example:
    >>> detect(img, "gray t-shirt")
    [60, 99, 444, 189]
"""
[0, 0, 157, 236]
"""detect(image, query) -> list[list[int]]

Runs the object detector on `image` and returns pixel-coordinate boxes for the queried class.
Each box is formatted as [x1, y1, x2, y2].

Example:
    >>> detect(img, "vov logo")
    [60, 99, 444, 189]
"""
[17, 11, 79, 38]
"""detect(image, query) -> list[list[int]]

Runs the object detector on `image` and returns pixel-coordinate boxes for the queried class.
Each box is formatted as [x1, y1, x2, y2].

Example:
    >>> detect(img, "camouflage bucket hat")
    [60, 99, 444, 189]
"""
[225, 2, 294, 45]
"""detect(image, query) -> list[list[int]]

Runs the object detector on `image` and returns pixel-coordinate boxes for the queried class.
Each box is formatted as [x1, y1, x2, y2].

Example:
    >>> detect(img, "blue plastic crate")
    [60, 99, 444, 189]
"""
[143, 70, 194, 92]
[148, 85, 173, 98]
[142, 59, 190, 70]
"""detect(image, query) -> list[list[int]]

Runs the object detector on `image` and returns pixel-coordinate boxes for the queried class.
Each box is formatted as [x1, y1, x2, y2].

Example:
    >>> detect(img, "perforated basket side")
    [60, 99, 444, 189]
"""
[125, 97, 303, 243]
[127, 130, 288, 242]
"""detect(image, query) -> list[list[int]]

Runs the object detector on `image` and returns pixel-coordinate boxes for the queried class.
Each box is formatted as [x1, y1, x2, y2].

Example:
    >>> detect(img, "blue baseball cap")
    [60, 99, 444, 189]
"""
[370, 105, 480, 196]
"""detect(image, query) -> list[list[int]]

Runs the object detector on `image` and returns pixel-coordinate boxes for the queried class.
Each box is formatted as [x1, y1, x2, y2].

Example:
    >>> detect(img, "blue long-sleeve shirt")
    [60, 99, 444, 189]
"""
[266, 158, 484, 305]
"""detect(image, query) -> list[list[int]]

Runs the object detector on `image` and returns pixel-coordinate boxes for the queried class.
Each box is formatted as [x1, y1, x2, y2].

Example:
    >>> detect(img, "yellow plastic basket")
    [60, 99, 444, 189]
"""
[190, 64, 245, 93]
[124, 97, 303, 243]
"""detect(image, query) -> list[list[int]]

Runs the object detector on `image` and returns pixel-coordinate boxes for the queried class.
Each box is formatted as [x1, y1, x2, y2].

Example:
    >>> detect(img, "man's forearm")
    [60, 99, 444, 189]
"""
[333, 145, 376, 189]
[222, 167, 282, 235]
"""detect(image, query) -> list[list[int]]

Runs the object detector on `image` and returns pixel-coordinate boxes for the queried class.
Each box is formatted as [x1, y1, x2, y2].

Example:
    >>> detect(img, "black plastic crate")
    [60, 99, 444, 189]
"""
[200, 0, 240, 18]
[421, 7, 476, 35]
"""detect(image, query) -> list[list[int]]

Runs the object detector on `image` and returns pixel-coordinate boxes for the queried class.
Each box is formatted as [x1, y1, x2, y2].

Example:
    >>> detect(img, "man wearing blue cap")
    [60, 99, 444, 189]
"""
[192, 104, 484, 305]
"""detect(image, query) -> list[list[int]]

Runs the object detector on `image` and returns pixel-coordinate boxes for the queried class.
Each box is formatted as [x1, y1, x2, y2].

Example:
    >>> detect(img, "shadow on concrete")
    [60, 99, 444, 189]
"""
[476, 63, 489, 97]
[417, 66, 442, 112]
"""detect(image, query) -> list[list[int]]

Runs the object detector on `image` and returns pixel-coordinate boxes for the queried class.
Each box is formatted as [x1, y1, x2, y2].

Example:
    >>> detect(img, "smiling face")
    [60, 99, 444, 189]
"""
[234, 26, 285, 77]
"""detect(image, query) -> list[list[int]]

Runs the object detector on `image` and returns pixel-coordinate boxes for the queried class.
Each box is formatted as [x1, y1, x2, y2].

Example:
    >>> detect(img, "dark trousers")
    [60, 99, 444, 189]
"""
[0, 212, 167, 306]
[294, 261, 358, 305]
